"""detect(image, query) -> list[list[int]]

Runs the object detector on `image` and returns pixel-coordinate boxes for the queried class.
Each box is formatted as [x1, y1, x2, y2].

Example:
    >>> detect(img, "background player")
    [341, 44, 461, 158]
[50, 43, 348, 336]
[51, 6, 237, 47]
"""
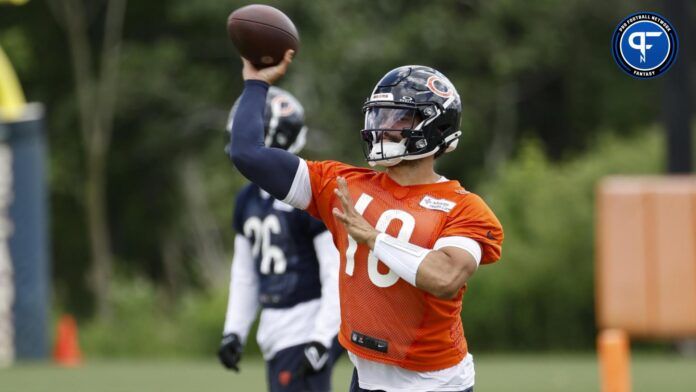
[227, 51, 504, 392]
[218, 86, 344, 392]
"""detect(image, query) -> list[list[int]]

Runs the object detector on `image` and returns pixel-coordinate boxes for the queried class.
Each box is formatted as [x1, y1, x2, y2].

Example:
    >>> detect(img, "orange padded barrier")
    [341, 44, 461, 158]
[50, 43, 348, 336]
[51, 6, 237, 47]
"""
[596, 176, 696, 337]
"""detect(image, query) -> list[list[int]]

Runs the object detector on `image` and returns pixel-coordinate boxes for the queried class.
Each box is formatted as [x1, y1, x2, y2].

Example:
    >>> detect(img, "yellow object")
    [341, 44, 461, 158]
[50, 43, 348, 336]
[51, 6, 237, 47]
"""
[0, 45, 27, 121]
[0, 0, 30, 5]
[597, 329, 631, 392]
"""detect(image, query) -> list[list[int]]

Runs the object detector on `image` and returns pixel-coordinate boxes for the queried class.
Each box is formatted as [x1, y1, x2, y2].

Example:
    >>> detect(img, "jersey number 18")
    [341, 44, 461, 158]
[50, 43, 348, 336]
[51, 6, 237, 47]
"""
[345, 193, 416, 288]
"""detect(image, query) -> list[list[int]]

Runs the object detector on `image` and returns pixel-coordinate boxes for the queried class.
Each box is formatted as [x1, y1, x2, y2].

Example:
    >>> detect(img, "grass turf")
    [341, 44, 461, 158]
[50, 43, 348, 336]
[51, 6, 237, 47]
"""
[2, 353, 695, 391]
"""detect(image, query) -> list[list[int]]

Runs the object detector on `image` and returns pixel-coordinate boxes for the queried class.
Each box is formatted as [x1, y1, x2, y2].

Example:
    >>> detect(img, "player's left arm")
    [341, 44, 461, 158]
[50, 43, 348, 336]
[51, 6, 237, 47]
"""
[412, 245, 479, 299]
[369, 233, 480, 299]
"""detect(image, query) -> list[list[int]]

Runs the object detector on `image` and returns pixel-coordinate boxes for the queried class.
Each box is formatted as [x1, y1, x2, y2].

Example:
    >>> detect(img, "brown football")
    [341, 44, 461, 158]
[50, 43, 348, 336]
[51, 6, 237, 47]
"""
[227, 4, 299, 68]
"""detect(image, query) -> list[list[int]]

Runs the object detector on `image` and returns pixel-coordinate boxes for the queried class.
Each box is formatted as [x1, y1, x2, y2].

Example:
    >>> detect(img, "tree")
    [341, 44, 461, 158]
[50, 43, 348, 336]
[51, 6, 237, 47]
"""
[48, 0, 127, 319]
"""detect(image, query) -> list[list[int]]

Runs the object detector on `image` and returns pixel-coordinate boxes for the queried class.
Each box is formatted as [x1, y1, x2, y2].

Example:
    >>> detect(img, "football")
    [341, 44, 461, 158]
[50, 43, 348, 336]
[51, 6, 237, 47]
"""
[227, 4, 300, 68]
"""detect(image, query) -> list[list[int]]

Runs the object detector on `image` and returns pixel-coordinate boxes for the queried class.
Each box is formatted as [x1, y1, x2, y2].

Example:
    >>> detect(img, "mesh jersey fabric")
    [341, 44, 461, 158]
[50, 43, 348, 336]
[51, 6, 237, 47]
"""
[304, 160, 503, 371]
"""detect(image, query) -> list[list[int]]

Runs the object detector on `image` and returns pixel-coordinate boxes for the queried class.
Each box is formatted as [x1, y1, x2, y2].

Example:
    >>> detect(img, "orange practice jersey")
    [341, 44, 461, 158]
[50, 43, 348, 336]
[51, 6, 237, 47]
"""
[305, 160, 503, 372]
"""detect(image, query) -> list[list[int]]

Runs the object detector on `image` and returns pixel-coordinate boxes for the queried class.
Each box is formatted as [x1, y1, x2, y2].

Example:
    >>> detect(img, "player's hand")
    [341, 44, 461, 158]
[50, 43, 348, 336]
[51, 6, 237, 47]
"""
[242, 49, 294, 85]
[332, 177, 380, 249]
[297, 341, 329, 377]
[218, 333, 243, 372]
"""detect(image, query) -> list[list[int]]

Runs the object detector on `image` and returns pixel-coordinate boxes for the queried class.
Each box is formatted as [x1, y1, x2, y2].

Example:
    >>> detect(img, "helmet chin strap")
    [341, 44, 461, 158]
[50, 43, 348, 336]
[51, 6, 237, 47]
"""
[369, 158, 402, 167]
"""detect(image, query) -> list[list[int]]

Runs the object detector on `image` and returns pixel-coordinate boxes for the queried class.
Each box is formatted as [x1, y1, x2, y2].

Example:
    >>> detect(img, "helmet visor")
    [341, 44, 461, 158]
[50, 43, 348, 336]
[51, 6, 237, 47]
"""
[364, 107, 419, 131]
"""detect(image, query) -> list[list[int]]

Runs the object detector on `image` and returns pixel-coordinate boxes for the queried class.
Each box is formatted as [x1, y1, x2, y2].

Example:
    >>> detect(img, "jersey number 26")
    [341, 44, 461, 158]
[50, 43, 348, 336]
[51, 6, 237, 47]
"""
[243, 215, 287, 274]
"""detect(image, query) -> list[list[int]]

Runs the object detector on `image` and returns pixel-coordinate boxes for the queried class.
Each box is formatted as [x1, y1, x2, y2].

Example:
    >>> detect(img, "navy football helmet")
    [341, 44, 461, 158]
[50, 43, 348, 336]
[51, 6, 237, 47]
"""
[361, 65, 462, 166]
[228, 86, 307, 153]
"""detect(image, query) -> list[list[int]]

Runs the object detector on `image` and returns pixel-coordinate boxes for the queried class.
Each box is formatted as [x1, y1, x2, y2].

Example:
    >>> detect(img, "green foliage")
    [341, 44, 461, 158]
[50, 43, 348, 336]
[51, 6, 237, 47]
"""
[463, 130, 664, 350]
[81, 278, 229, 357]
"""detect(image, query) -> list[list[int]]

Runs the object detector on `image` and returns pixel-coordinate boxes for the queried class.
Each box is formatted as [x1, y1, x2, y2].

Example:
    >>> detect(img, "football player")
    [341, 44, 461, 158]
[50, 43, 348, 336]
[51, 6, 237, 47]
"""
[218, 86, 344, 392]
[227, 50, 504, 392]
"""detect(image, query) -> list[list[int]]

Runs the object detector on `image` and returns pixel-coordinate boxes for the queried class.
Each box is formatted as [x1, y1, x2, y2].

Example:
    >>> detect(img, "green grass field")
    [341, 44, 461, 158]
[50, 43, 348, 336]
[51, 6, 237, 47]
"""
[2, 354, 695, 392]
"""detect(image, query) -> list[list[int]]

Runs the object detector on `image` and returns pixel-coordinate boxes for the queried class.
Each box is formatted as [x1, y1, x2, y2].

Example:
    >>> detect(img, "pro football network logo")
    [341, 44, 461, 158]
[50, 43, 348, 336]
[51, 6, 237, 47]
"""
[611, 12, 678, 79]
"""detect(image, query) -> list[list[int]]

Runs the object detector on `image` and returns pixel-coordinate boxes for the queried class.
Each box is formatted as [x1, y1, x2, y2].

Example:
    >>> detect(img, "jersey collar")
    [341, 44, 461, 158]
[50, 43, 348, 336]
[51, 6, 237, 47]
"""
[378, 172, 463, 194]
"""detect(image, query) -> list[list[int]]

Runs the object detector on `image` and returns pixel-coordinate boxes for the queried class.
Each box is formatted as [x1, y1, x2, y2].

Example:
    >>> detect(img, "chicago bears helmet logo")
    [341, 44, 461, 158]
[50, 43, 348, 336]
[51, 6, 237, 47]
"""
[426, 76, 453, 98]
[271, 95, 296, 117]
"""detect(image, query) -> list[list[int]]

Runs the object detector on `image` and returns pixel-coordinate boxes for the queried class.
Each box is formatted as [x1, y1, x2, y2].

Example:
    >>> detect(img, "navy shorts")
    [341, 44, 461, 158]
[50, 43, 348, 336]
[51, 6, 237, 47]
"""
[349, 368, 474, 392]
[266, 336, 345, 392]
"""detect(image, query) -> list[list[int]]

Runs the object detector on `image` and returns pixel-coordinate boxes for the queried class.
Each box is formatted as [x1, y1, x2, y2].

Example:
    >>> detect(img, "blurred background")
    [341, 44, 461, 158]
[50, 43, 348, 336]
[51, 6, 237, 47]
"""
[1, 0, 695, 391]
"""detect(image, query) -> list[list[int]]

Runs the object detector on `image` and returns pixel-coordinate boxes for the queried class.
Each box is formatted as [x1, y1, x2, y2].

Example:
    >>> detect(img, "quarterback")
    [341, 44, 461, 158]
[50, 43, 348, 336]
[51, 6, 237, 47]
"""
[228, 50, 504, 392]
[219, 86, 344, 391]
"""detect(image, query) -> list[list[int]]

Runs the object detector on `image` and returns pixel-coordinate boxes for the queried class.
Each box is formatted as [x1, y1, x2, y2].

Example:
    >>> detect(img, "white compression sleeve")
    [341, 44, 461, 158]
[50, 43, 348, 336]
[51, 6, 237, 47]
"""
[372, 233, 430, 286]
[433, 236, 482, 266]
[282, 158, 312, 210]
[309, 231, 341, 348]
[223, 235, 260, 343]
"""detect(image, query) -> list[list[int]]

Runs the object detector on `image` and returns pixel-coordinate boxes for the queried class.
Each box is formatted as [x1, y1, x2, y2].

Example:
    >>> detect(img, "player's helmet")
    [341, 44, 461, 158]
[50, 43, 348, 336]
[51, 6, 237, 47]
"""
[227, 86, 307, 153]
[361, 65, 462, 167]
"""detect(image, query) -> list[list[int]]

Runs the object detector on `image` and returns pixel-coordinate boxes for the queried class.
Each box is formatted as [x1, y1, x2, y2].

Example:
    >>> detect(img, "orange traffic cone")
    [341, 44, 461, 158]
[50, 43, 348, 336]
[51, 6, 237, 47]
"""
[598, 329, 631, 392]
[53, 314, 82, 366]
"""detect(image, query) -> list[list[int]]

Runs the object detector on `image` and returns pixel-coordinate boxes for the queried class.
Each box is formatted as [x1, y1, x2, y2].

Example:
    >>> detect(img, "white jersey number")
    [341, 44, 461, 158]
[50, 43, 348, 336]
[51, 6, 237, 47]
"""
[243, 215, 287, 274]
[344, 193, 416, 288]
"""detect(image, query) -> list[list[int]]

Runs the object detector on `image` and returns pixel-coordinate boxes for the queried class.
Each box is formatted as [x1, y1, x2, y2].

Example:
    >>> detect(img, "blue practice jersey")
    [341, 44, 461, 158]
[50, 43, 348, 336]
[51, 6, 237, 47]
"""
[233, 184, 327, 309]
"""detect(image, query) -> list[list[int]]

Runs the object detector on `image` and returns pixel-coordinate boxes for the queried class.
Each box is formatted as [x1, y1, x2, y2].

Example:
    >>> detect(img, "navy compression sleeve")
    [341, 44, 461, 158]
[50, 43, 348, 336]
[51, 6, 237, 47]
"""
[228, 80, 300, 200]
